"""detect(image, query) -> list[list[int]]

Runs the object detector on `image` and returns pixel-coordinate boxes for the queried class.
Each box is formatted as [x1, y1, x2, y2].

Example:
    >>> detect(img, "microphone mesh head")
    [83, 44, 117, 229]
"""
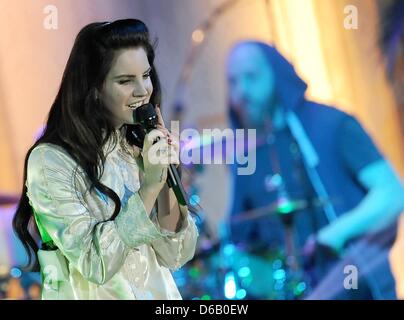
[134, 103, 158, 130]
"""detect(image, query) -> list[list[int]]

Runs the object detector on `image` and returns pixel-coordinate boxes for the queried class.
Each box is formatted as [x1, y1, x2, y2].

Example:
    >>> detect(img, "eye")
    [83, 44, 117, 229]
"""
[143, 72, 151, 79]
[118, 79, 131, 85]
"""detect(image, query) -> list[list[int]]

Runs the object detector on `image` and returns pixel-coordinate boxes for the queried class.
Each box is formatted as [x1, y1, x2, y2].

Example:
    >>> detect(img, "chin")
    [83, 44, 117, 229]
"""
[124, 118, 135, 126]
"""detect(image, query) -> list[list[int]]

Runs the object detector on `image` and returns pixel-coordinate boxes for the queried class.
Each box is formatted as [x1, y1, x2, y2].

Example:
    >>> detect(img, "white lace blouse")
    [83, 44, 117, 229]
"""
[25, 130, 198, 300]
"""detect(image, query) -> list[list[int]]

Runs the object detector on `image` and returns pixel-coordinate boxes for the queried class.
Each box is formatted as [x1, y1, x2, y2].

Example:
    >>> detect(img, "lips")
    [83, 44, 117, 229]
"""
[127, 100, 146, 109]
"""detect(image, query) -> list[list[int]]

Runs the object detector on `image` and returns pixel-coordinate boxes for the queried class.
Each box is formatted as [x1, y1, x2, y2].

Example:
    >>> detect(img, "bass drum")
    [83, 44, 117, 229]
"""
[216, 243, 311, 300]
[174, 241, 311, 300]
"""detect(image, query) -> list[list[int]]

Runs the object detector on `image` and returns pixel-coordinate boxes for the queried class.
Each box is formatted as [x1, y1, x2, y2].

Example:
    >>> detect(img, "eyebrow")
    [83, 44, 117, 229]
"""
[113, 67, 152, 79]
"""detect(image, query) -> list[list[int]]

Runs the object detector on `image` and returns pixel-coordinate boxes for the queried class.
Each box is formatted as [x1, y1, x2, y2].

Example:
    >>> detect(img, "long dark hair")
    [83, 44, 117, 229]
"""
[13, 19, 162, 271]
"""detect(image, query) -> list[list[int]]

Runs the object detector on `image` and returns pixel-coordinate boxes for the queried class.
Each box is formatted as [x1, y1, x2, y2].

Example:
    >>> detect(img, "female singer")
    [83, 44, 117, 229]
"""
[13, 19, 198, 300]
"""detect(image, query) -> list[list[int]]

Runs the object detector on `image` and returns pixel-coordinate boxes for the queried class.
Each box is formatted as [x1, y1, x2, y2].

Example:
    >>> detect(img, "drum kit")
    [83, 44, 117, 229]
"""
[0, 191, 318, 300]
[173, 194, 321, 300]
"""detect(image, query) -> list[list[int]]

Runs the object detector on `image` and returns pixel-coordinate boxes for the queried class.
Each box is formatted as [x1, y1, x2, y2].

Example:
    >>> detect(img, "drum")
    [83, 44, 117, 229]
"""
[174, 240, 310, 300]
[218, 243, 310, 300]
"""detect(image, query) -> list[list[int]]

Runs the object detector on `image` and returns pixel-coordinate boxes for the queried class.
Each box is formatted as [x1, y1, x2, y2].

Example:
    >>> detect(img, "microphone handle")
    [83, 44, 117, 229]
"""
[167, 164, 188, 206]
[130, 128, 188, 206]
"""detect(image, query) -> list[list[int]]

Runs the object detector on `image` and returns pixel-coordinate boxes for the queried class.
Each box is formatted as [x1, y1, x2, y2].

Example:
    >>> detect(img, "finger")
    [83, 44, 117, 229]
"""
[156, 124, 170, 137]
[168, 149, 180, 165]
[165, 130, 178, 147]
[143, 129, 166, 150]
[152, 138, 170, 152]
[167, 134, 179, 153]
[168, 134, 179, 147]
[168, 131, 179, 140]
[156, 150, 179, 166]
[155, 142, 178, 165]
[168, 140, 179, 155]
[146, 140, 170, 165]
[155, 105, 166, 128]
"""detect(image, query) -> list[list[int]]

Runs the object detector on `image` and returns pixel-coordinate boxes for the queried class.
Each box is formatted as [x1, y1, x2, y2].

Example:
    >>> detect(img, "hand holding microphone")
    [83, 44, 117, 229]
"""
[141, 128, 173, 190]
[133, 103, 188, 207]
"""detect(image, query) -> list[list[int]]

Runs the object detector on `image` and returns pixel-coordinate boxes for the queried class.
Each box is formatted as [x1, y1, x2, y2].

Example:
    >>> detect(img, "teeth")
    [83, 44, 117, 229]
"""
[128, 101, 144, 109]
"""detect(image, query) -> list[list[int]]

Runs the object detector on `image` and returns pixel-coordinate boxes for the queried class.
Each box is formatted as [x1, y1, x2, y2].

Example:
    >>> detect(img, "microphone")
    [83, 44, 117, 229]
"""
[132, 103, 188, 206]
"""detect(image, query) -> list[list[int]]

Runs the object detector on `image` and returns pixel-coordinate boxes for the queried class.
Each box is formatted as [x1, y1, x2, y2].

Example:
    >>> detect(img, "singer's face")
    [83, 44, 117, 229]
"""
[227, 44, 275, 128]
[99, 47, 153, 128]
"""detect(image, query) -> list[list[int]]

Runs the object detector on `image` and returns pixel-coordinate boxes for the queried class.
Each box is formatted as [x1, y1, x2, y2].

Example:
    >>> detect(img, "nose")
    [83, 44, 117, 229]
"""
[132, 79, 148, 97]
[238, 77, 251, 97]
[232, 82, 249, 105]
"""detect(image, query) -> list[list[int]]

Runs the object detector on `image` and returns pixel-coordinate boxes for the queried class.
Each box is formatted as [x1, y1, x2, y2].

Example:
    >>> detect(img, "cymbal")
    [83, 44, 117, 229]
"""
[0, 193, 19, 205]
[230, 199, 308, 224]
[230, 197, 336, 224]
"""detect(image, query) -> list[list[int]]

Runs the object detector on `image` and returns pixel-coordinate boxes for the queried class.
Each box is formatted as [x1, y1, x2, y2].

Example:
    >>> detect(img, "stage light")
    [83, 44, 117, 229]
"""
[236, 289, 247, 300]
[192, 29, 204, 43]
[238, 266, 251, 278]
[224, 271, 237, 299]
[10, 267, 22, 278]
